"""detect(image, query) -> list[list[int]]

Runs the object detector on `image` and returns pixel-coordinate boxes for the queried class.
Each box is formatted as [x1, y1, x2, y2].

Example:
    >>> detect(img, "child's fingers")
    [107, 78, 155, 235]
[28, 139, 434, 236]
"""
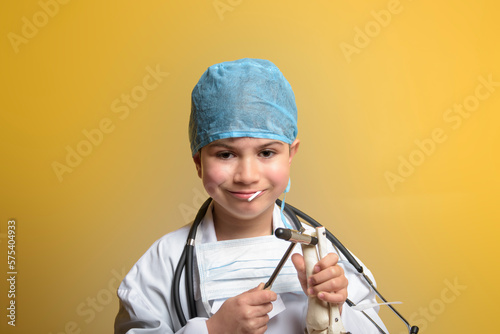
[313, 253, 339, 273]
[291, 253, 308, 290]
[309, 264, 345, 285]
[291, 254, 306, 275]
[316, 290, 348, 304]
[250, 282, 265, 291]
[245, 283, 277, 305]
[308, 275, 348, 295]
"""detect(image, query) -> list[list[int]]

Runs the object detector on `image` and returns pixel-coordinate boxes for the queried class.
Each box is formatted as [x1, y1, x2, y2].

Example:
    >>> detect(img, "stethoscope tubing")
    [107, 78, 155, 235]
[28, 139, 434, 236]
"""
[172, 197, 212, 326]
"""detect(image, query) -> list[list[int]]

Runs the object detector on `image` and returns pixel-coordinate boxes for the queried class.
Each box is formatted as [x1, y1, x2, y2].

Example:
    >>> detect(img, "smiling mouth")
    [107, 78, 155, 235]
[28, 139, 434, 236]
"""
[228, 190, 263, 200]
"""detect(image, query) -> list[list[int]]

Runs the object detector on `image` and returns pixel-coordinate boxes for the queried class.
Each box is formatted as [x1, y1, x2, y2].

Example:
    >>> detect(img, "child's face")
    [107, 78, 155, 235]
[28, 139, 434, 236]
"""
[193, 137, 300, 222]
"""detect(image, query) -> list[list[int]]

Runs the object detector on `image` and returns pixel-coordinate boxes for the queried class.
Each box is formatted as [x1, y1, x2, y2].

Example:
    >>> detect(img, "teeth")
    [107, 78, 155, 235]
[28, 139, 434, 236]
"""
[248, 191, 262, 202]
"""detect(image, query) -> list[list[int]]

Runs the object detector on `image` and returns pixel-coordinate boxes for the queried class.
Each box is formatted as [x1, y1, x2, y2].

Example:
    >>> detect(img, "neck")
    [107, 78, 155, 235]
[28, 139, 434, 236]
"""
[212, 203, 274, 241]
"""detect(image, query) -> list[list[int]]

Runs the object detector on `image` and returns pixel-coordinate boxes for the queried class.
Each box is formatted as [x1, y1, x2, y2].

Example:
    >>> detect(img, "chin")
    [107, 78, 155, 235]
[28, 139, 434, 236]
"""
[217, 198, 275, 220]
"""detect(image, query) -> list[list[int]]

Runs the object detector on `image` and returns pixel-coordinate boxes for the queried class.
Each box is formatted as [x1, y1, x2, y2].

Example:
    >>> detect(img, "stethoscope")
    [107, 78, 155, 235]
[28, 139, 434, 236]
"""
[172, 197, 419, 334]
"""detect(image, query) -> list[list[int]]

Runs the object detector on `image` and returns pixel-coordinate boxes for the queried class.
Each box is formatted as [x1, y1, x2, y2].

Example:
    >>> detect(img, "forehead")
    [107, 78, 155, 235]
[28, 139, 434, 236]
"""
[205, 137, 286, 149]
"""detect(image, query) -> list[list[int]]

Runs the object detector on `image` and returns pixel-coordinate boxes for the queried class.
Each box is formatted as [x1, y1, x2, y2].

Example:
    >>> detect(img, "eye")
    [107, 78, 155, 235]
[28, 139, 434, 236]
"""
[259, 150, 275, 158]
[216, 151, 234, 159]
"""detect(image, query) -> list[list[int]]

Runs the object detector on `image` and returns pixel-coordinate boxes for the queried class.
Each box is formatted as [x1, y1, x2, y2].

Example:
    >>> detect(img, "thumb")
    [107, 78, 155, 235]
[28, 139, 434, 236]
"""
[291, 253, 305, 274]
[248, 282, 265, 293]
[291, 253, 308, 290]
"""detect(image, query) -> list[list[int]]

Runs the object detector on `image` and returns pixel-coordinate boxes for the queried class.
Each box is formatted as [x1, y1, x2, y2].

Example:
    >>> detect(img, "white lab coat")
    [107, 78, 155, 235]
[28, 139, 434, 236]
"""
[115, 204, 389, 333]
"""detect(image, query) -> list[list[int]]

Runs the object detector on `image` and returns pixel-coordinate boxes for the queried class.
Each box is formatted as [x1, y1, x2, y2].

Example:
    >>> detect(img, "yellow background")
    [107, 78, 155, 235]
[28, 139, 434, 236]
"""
[1, 0, 498, 333]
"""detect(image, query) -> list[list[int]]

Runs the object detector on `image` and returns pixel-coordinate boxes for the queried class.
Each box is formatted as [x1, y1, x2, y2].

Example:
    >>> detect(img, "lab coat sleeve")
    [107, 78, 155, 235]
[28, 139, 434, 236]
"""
[115, 288, 209, 334]
[114, 226, 209, 334]
[340, 260, 389, 333]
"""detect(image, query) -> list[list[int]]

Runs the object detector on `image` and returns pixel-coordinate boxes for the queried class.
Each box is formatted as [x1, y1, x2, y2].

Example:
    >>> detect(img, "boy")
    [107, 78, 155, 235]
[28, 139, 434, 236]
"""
[115, 58, 387, 333]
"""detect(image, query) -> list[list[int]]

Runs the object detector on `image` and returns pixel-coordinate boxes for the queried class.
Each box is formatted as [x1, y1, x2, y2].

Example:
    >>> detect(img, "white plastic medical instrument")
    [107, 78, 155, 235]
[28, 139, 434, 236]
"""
[248, 190, 262, 202]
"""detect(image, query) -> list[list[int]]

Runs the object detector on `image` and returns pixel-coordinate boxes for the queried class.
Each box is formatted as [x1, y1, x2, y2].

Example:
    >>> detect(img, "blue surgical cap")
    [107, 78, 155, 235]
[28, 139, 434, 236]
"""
[189, 58, 298, 156]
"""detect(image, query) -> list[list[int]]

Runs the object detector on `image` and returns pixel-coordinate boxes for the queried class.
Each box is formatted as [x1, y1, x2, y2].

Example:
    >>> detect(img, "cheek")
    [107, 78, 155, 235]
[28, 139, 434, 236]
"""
[266, 162, 290, 191]
[201, 163, 231, 194]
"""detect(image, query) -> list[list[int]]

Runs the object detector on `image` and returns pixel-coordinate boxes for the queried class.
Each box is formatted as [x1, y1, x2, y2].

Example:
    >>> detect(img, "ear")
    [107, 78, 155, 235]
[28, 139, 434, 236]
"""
[193, 152, 202, 178]
[288, 139, 300, 165]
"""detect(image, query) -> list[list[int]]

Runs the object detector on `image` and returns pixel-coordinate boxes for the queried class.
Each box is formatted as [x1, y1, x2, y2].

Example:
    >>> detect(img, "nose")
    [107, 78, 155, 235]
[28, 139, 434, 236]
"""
[233, 157, 260, 185]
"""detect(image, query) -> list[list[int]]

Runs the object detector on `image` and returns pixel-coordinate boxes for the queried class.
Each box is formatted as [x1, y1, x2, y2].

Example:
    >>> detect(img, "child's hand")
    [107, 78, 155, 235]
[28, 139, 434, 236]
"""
[206, 283, 277, 334]
[292, 253, 348, 309]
